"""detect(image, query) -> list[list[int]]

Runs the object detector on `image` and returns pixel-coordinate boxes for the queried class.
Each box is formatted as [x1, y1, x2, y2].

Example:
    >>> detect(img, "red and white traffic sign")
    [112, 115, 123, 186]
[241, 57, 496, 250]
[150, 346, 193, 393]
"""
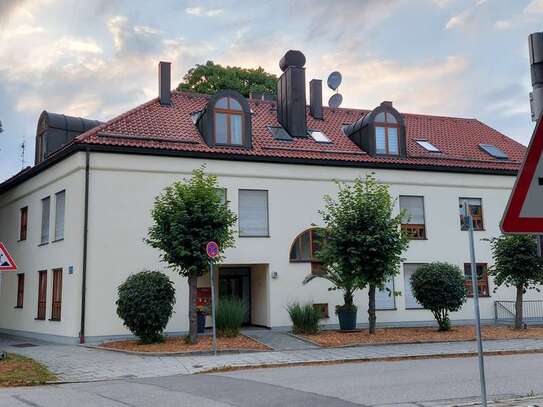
[501, 116, 543, 233]
[206, 241, 220, 258]
[0, 242, 17, 271]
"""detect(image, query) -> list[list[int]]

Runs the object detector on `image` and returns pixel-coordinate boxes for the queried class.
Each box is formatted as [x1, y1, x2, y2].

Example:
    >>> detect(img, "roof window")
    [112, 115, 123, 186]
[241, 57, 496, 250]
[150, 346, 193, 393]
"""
[479, 144, 508, 159]
[268, 126, 293, 141]
[308, 130, 331, 143]
[415, 140, 440, 152]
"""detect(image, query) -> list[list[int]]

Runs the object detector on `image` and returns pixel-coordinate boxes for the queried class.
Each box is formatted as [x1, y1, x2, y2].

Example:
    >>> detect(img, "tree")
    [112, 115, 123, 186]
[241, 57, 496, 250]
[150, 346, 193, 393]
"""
[410, 263, 467, 331]
[488, 234, 543, 329]
[308, 174, 409, 333]
[177, 61, 277, 97]
[146, 168, 237, 343]
[116, 271, 176, 343]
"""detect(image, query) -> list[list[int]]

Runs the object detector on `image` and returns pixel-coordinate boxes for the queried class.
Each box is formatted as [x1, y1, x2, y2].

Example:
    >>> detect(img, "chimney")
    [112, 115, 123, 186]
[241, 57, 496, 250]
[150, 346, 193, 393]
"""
[277, 50, 307, 137]
[529, 32, 543, 121]
[309, 79, 323, 120]
[158, 61, 171, 105]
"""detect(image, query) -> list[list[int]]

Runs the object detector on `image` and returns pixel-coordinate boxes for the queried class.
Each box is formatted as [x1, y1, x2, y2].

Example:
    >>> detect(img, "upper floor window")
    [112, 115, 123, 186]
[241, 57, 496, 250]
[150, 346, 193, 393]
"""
[19, 207, 28, 241]
[238, 189, 269, 237]
[214, 97, 244, 146]
[54, 190, 65, 241]
[400, 196, 426, 240]
[374, 111, 399, 155]
[40, 197, 50, 244]
[459, 197, 484, 231]
[290, 228, 325, 275]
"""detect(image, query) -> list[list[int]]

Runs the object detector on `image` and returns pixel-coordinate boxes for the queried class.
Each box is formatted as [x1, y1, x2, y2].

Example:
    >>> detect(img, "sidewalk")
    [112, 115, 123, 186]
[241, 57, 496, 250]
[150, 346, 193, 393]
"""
[1, 335, 543, 383]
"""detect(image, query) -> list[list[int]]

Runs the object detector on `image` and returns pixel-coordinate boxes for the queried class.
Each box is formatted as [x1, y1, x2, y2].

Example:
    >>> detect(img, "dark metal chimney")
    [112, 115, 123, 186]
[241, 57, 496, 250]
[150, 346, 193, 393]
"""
[277, 50, 307, 137]
[529, 32, 543, 121]
[159, 61, 171, 105]
[309, 79, 323, 120]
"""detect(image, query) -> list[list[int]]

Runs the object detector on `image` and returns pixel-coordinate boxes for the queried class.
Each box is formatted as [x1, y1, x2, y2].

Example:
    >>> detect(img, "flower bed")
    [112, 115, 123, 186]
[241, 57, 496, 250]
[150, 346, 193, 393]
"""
[99, 335, 269, 354]
[300, 325, 543, 347]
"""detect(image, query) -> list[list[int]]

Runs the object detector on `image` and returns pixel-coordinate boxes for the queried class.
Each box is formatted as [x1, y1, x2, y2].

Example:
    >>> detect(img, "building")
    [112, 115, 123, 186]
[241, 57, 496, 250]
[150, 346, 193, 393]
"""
[0, 51, 537, 344]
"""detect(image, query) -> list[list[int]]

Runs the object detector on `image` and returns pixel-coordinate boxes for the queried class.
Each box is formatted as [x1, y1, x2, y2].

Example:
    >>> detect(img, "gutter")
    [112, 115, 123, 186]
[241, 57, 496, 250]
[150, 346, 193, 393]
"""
[79, 147, 90, 344]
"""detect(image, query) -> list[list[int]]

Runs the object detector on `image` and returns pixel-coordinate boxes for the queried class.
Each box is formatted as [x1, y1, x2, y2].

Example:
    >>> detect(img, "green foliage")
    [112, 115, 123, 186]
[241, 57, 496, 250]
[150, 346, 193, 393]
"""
[410, 263, 467, 331]
[286, 302, 321, 335]
[305, 173, 409, 332]
[215, 297, 247, 337]
[488, 234, 543, 291]
[116, 271, 176, 343]
[177, 61, 277, 97]
[147, 167, 237, 278]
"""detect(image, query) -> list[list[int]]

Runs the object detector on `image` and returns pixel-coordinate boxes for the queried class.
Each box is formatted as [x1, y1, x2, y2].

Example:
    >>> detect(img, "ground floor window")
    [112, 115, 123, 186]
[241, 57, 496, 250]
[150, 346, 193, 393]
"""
[375, 277, 396, 310]
[51, 268, 63, 321]
[463, 263, 489, 297]
[16, 274, 24, 308]
[37, 270, 47, 320]
[403, 264, 425, 309]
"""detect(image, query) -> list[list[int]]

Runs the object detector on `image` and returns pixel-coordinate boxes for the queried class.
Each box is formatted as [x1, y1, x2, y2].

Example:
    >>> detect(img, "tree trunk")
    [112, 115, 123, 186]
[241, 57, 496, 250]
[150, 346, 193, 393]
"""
[187, 274, 199, 343]
[514, 285, 524, 330]
[344, 290, 353, 307]
[368, 284, 376, 334]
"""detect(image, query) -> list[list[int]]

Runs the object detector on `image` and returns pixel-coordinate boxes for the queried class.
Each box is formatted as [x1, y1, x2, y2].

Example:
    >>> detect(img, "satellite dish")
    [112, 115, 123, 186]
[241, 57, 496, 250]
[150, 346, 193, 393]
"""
[327, 71, 342, 91]
[328, 93, 343, 108]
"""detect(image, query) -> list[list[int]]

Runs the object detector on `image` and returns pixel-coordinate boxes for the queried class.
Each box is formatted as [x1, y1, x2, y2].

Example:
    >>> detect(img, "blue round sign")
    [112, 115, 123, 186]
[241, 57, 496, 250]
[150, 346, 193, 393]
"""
[206, 241, 219, 258]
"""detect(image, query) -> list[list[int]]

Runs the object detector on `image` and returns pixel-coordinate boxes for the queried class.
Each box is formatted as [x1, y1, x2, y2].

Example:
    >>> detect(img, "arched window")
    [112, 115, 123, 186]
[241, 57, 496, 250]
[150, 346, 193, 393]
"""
[290, 228, 326, 275]
[214, 97, 244, 145]
[374, 111, 399, 155]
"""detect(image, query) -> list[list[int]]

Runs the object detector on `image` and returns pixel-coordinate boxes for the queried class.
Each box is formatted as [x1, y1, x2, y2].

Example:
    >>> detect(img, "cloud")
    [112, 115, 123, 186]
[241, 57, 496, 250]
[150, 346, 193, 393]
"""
[0, 0, 22, 21]
[185, 6, 223, 17]
[493, 20, 512, 30]
[445, 0, 488, 30]
[524, 0, 543, 13]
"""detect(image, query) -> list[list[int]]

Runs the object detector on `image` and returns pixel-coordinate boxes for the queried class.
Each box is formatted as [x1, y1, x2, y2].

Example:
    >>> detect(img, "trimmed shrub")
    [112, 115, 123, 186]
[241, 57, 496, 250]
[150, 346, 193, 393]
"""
[410, 262, 467, 331]
[116, 271, 176, 344]
[287, 302, 321, 335]
[216, 297, 247, 337]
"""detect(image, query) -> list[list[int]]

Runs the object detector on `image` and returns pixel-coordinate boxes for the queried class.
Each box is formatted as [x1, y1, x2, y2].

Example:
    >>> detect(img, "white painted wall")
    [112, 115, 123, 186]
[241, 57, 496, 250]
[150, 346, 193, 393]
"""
[1, 150, 541, 341]
[0, 153, 86, 341]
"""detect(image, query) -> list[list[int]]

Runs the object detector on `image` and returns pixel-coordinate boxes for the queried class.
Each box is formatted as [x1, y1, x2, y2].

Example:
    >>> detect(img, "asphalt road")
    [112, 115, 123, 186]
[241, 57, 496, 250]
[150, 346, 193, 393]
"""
[1, 354, 542, 407]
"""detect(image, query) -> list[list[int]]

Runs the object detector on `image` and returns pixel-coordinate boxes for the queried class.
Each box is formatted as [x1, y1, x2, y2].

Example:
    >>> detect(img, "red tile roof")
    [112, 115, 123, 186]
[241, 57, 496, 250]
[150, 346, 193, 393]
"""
[73, 91, 525, 173]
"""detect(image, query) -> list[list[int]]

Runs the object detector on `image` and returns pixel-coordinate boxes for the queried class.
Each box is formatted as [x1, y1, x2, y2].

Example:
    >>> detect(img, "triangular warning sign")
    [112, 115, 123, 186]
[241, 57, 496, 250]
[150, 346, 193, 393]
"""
[0, 242, 17, 271]
[501, 115, 543, 233]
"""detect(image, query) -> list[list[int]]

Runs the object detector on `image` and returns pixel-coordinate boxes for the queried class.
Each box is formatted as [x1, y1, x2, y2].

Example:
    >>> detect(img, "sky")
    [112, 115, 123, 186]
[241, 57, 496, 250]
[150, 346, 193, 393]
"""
[0, 0, 542, 182]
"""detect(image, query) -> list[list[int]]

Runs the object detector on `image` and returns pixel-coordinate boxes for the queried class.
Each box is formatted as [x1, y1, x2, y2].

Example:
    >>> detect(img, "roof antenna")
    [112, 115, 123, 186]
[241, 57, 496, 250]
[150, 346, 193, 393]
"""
[327, 71, 343, 109]
[19, 139, 26, 170]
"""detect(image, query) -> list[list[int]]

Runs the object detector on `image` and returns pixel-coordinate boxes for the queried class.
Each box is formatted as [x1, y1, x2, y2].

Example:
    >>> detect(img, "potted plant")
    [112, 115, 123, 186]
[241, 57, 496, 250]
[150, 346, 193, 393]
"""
[196, 305, 208, 334]
[335, 304, 357, 331]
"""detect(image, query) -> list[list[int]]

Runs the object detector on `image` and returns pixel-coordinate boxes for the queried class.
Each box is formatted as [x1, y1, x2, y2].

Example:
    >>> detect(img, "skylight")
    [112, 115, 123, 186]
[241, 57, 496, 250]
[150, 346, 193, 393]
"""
[267, 126, 292, 141]
[415, 140, 440, 153]
[309, 130, 331, 143]
[479, 144, 508, 159]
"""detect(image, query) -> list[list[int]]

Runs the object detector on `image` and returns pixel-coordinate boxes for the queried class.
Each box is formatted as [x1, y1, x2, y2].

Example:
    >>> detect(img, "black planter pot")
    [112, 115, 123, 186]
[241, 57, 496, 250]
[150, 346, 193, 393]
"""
[337, 309, 357, 330]
[197, 312, 206, 334]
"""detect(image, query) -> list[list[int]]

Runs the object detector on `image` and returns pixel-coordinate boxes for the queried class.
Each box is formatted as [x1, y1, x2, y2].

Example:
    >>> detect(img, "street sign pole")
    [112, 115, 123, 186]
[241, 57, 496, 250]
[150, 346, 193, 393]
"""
[209, 260, 217, 356]
[465, 202, 488, 407]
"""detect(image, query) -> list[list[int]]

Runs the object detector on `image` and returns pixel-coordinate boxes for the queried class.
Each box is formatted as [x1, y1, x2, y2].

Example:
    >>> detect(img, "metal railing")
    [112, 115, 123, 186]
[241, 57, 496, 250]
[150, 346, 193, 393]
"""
[495, 300, 543, 325]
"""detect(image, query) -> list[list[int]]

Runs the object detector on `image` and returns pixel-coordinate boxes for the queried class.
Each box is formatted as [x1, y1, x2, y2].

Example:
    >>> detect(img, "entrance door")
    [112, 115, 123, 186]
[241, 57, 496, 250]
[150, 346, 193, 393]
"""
[219, 268, 251, 324]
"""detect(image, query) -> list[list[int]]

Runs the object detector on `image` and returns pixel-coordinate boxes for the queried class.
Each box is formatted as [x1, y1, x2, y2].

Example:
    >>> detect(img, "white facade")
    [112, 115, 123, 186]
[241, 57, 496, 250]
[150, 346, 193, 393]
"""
[0, 151, 540, 343]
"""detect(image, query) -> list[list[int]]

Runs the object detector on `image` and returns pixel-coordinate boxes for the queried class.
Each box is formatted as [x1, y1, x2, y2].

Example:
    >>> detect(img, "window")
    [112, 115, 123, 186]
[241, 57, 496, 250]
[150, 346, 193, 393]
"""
[54, 190, 65, 241]
[538, 235, 543, 257]
[374, 111, 399, 156]
[37, 270, 47, 320]
[415, 140, 440, 153]
[214, 97, 244, 146]
[459, 198, 484, 231]
[313, 303, 329, 318]
[464, 263, 489, 297]
[19, 207, 28, 241]
[16, 274, 24, 308]
[268, 126, 293, 141]
[479, 144, 508, 159]
[400, 196, 426, 240]
[40, 197, 50, 244]
[238, 190, 269, 237]
[51, 268, 62, 321]
[375, 277, 396, 310]
[403, 264, 425, 309]
[290, 228, 325, 275]
[215, 188, 227, 205]
[308, 130, 331, 143]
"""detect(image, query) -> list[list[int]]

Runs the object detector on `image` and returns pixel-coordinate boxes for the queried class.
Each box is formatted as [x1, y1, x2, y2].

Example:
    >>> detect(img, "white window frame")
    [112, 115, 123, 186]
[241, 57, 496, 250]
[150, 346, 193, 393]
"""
[238, 189, 269, 237]
[375, 276, 396, 310]
[403, 263, 425, 310]
[40, 196, 51, 245]
[54, 190, 65, 241]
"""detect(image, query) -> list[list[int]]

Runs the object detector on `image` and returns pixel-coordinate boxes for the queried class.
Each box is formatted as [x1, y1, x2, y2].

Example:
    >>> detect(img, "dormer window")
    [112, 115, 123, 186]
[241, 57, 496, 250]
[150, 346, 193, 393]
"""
[374, 112, 399, 155]
[214, 97, 244, 145]
[196, 89, 252, 148]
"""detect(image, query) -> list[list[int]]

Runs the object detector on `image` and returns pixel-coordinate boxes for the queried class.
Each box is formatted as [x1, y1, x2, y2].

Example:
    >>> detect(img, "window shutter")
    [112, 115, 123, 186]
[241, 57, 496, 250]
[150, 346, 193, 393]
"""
[375, 277, 395, 310]
[403, 264, 424, 309]
[400, 196, 425, 224]
[55, 191, 65, 240]
[239, 190, 268, 236]
[41, 197, 50, 244]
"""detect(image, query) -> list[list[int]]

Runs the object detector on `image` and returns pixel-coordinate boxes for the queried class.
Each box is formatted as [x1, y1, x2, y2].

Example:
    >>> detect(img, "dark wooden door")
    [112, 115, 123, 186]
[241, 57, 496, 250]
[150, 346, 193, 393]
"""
[37, 270, 47, 320]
